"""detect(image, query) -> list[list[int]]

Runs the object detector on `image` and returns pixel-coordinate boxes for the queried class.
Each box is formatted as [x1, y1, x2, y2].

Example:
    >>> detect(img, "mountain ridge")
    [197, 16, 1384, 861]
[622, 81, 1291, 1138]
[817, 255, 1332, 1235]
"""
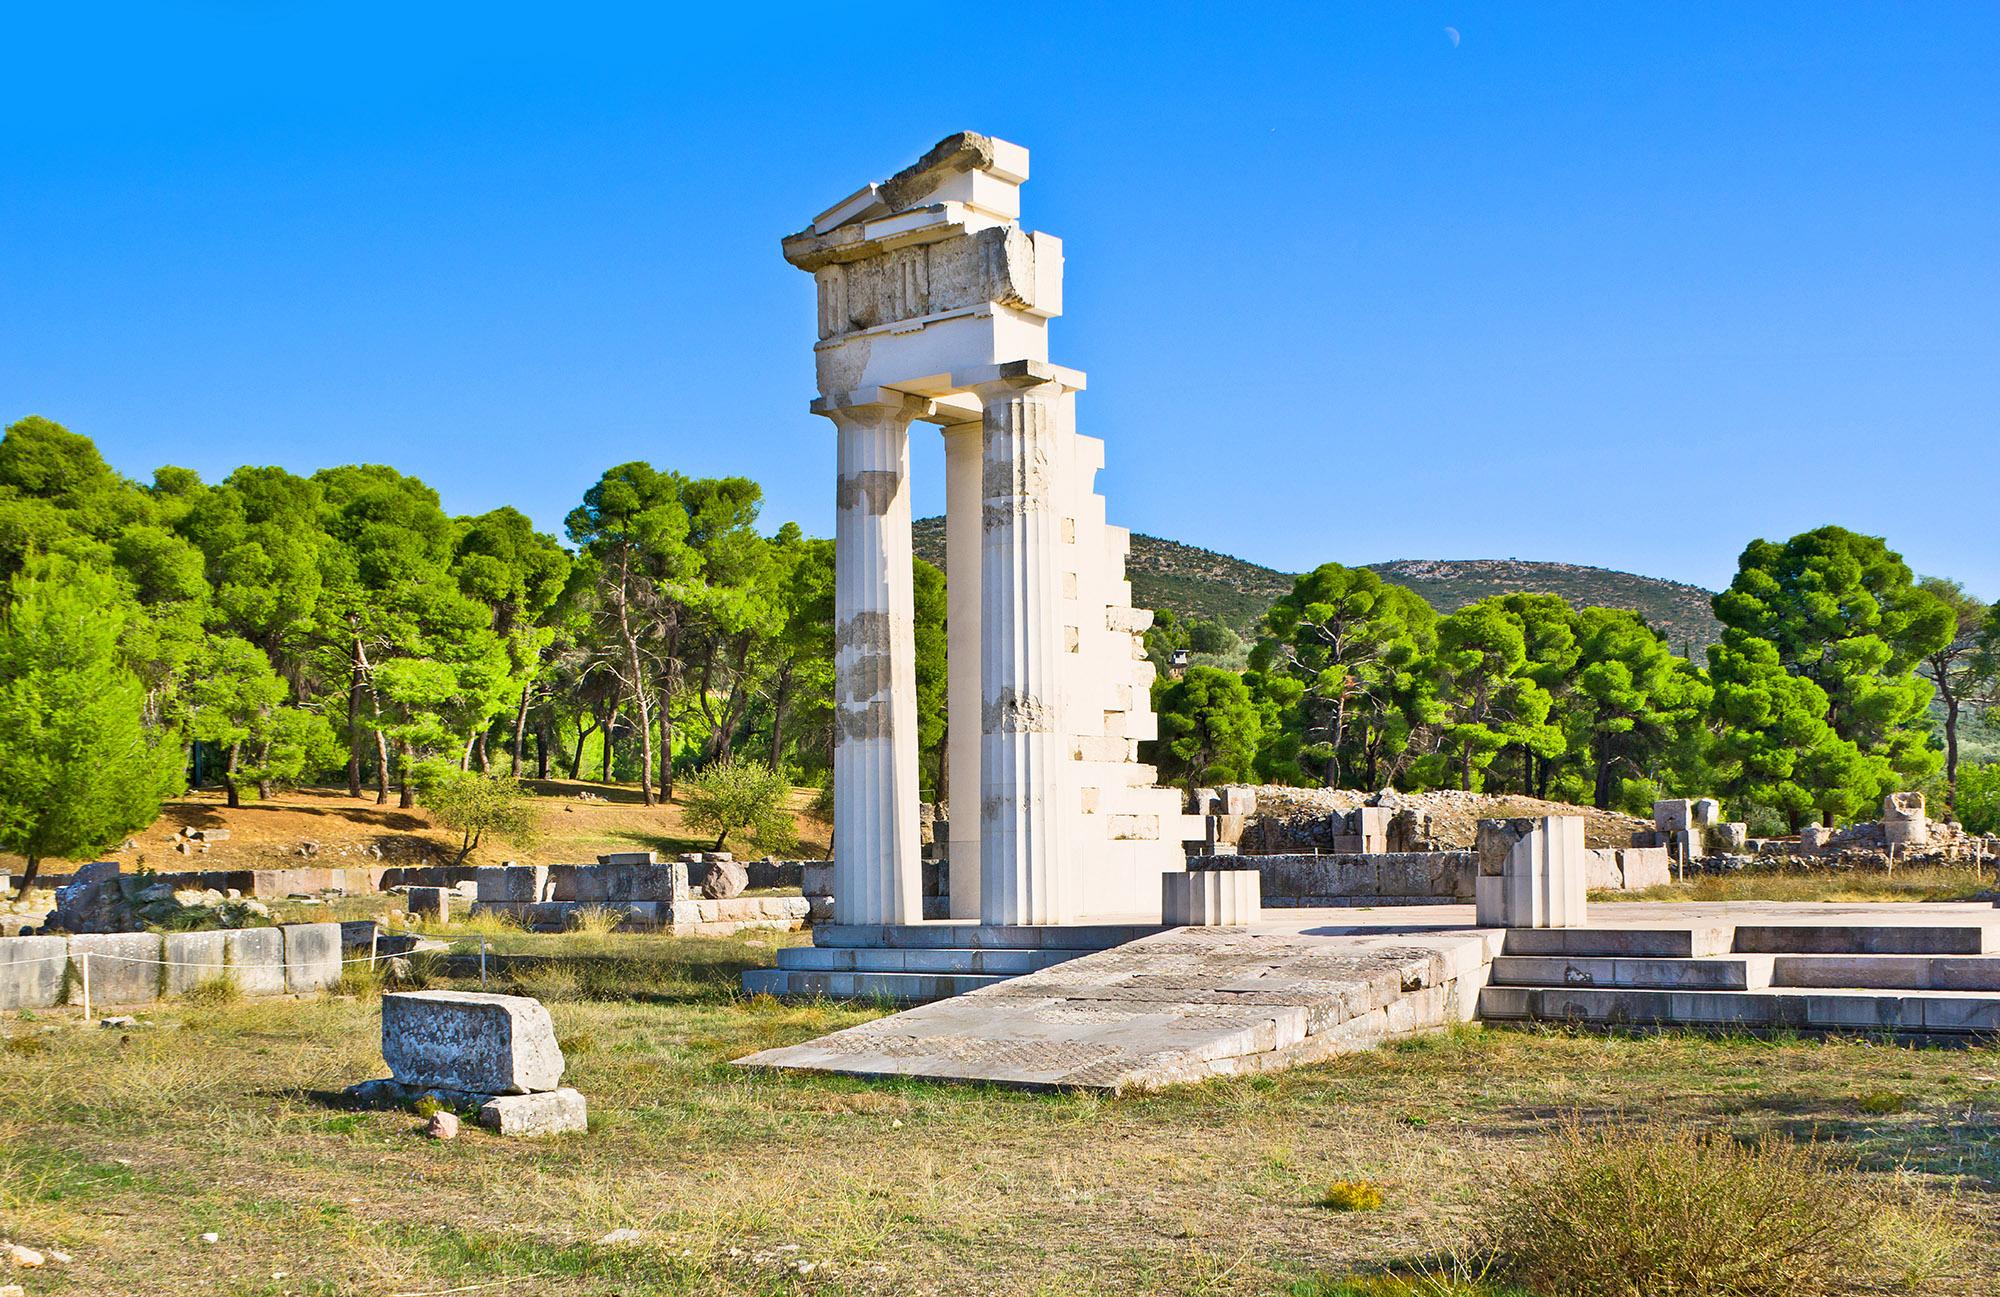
[909, 517, 1726, 651]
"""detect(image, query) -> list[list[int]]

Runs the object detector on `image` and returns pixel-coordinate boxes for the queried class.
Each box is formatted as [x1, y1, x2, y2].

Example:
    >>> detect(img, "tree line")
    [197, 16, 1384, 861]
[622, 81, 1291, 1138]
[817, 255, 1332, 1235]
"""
[0, 416, 947, 887]
[1151, 532, 2000, 837]
[3, 412, 1995, 887]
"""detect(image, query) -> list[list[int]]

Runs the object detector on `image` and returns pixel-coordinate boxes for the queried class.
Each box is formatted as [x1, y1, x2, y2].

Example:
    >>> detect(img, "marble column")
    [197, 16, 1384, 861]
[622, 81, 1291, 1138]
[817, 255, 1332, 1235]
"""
[973, 375, 1071, 926]
[827, 395, 927, 926]
[941, 421, 984, 918]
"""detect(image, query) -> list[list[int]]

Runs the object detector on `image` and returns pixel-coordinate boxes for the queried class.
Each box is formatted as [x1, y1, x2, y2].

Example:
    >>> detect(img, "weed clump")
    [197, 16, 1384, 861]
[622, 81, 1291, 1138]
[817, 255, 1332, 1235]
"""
[1319, 1180, 1386, 1212]
[1490, 1121, 1962, 1296]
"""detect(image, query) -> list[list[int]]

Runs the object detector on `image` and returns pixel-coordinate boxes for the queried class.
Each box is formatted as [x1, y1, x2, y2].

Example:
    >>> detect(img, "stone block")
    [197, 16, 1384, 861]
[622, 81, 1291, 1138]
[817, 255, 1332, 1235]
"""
[69, 932, 163, 1006]
[1584, 849, 1623, 891]
[282, 922, 343, 993]
[224, 927, 286, 995]
[1162, 869, 1260, 925]
[702, 859, 749, 900]
[1654, 799, 1693, 832]
[407, 887, 450, 921]
[1801, 824, 1836, 850]
[800, 862, 835, 896]
[479, 1087, 588, 1136]
[163, 930, 227, 996]
[476, 865, 538, 904]
[1218, 787, 1256, 818]
[382, 990, 565, 1094]
[0, 935, 69, 1009]
[1473, 816, 1587, 929]
[1619, 847, 1672, 890]
[1715, 822, 1749, 852]
[1691, 798, 1722, 828]
[596, 851, 657, 865]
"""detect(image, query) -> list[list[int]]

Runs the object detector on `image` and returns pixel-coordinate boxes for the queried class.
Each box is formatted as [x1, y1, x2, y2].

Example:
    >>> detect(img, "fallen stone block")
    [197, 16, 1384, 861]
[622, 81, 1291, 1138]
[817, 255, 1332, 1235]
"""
[702, 859, 749, 900]
[282, 922, 342, 993]
[407, 887, 450, 921]
[479, 1087, 587, 1137]
[382, 990, 565, 1095]
[596, 850, 657, 865]
[0, 935, 69, 1010]
[477, 865, 548, 903]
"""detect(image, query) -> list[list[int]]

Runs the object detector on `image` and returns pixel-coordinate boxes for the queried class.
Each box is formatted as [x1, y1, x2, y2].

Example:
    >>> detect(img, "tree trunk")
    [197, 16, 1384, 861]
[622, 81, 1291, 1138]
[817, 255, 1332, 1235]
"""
[658, 682, 675, 801]
[511, 688, 531, 778]
[601, 710, 617, 785]
[1944, 693, 1961, 812]
[18, 853, 42, 896]
[536, 717, 550, 780]
[374, 730, 391, 804]
[347, 638, 365, 797]
[569, 713, 593, 780]
[398, 739, 416, 809]
[769, 673, 790, 773]
[613, 553, 657, 805]
[225, 742, 243, 809]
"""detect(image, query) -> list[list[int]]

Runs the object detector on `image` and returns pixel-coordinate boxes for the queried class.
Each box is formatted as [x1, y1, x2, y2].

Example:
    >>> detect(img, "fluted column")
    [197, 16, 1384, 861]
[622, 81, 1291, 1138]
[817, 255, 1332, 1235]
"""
[974, 375, 1071, 926]
[827, 395, 927, 926]
[941, 421, 983, 918]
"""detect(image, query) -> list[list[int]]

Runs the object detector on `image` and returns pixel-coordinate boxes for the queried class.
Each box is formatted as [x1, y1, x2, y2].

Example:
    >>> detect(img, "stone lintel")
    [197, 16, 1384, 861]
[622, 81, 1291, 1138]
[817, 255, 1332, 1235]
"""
[810, 387, 935, 422]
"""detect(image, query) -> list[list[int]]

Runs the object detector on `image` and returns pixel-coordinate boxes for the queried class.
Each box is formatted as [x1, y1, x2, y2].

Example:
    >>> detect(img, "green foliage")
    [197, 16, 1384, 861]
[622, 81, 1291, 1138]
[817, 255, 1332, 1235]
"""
[912, 557, 948, 798]
[0, 557, 182, 889]
[678, 758, 797, 853]
[1714, 527, 1952, 812]
[1152, 666, 1262, 795]
[1252, 563, 1438, 788]
[420, 770, 538, 864]
[1955, 762, 2000, 835]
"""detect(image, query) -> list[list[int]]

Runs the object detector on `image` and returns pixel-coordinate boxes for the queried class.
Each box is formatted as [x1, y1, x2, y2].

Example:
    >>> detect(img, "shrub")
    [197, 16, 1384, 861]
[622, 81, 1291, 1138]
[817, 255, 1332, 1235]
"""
[1955, 761, 2000, 836]
[679, 758, 798, 853]
[1490, 1122, 1920, 1297]
[1856, 1089, 1910, 1115]
[566, 905, 623, 938]
[182, 975, 241, 1007]
[1319, 1180, 1386, 1212]
[420, 770, 537, 865]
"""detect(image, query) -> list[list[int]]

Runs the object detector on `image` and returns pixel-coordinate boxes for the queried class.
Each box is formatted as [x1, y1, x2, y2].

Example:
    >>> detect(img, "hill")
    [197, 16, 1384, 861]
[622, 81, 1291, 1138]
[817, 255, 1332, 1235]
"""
[912, 517, 1724, 649]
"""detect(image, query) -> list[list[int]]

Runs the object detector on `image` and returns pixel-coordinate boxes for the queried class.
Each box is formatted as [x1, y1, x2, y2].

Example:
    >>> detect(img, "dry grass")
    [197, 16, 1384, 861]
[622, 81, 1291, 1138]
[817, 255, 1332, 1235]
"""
[1488, 1122, 1954, 1296]
[1605, 865, 1994, 905]
[1, 943, 1996, 1296]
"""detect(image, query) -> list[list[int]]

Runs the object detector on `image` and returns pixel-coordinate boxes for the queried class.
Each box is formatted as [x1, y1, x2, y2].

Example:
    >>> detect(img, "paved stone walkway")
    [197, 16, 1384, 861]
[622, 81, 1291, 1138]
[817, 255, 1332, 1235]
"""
[735, 923, 1498, 1093]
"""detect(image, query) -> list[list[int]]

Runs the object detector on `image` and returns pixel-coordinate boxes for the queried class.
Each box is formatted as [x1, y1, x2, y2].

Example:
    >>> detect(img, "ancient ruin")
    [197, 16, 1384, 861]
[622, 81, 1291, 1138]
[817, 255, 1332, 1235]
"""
[776, 133, 1198, 933]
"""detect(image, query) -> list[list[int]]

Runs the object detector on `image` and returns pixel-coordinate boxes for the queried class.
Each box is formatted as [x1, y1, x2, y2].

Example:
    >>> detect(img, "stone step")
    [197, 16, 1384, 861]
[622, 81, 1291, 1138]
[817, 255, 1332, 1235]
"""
[1488, 954, 1773, 991]
[1730, 925, 1997, 955]
[773, 945, 1087, 976]
[1769, 954, 2000, 991]
[1500, 926, 1735, 959]
[1478, 984, 2000, 1035]
[809, 923, 1161, 951]
[741, 968, 1011, 1004]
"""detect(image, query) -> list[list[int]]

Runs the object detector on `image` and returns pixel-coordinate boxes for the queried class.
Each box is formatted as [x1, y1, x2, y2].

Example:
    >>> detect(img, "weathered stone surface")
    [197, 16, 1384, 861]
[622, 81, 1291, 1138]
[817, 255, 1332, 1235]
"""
[382, 990, 565, 1095]
[406, 887, 449, 921]
[1715, 822, 1750, 852]
[163, 930, 227, 996]
[1474, 816, 1587, 929]
[282, 922, 342, 993]
[478, 1087, 587, 1136]
[476, 865, 546, 904]
[596, 851, 657, 865]
[224, 927, 286, 995]
[0, 935, 69, 1010]
[702, 859, 749, 900]
[68, 932, 162, 1005]
[1163, 869, 1260, 925]
[1691, 798, 1722, 828]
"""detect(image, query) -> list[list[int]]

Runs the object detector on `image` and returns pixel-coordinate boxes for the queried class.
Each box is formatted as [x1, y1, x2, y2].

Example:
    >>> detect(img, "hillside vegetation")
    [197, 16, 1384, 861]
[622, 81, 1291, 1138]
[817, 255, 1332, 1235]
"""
[914, 517, 1724, 648]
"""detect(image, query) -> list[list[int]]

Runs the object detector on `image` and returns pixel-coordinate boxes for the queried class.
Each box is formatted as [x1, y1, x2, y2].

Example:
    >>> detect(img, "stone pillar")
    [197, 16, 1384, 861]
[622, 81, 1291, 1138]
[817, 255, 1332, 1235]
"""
[942, 421, 984, 919]
[973, 375, 1071, 926]
[1474, 816, 1587, 929]
[827, 395, 927, 926]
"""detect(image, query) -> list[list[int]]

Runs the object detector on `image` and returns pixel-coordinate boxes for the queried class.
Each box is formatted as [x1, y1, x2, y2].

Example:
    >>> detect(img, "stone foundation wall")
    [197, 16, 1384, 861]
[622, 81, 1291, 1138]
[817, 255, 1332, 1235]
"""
[1189, 852, 1477, 906]
[0, 922, 342, 1012]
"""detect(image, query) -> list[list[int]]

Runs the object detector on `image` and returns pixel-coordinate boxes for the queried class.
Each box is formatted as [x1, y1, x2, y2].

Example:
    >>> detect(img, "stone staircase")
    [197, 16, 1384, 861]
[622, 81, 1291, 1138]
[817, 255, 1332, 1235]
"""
[1480, 920, 2000, 1037]
[741, 923, 1164, 1004]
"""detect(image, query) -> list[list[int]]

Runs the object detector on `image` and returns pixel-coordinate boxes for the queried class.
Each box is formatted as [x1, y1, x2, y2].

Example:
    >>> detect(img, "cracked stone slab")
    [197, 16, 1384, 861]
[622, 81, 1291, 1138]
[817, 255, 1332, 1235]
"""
[733, 927, 1494, 1094]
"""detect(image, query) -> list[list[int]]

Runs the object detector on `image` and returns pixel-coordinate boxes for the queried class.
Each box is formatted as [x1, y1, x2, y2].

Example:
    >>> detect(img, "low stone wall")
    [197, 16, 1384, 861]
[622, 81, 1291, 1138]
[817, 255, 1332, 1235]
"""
[0, 922, 342, 1012]
[1584, 846, 1673, 891]
[29, 864, 482, 899]
[1192, 852, 1477, 906]
[473, 897, 811, 935]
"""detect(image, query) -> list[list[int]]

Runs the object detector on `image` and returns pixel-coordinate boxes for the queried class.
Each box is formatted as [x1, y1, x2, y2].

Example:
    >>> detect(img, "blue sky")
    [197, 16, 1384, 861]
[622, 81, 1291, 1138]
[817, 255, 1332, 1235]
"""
[4, 3, 1995, 596]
